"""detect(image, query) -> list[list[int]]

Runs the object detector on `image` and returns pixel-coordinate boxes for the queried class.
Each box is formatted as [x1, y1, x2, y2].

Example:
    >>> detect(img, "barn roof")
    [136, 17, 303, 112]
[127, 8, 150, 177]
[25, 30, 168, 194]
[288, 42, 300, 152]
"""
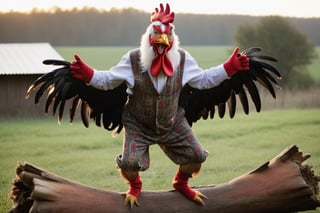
[0, 43, 64, 75]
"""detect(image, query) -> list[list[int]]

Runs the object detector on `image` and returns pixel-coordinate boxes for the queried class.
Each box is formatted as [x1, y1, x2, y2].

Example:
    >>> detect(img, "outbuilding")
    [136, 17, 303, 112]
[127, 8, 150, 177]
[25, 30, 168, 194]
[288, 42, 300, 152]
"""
[0, 43, 64, 117]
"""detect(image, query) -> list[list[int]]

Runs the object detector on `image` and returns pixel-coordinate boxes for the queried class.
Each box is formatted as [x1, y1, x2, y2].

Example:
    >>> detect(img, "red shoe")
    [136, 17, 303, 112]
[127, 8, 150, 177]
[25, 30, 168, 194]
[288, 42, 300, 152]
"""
[124, 173, 142, 208]
[173, 169, 207, 205]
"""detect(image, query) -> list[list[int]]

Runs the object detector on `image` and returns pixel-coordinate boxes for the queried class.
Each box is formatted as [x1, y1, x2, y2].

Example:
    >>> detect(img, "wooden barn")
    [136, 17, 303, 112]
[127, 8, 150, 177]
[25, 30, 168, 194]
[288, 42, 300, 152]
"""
[0, 43, 64, 117]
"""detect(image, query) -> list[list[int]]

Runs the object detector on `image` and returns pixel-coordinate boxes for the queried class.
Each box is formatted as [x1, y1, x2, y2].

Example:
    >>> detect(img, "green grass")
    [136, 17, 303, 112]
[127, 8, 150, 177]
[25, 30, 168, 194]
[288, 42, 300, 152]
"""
[1, 109, 320, 212]
[56, 46, 134, 70]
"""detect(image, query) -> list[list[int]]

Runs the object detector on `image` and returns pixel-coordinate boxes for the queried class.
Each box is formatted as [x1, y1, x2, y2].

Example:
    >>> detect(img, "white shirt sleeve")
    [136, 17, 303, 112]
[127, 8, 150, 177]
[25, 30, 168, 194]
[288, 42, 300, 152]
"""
[89, 51, 134, 91]
[182, 51, 229, 89]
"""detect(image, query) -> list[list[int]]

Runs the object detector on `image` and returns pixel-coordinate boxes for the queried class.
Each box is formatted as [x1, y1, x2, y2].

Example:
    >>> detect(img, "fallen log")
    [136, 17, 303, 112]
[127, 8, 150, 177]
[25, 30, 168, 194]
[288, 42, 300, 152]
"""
[9, 144, 320, 213]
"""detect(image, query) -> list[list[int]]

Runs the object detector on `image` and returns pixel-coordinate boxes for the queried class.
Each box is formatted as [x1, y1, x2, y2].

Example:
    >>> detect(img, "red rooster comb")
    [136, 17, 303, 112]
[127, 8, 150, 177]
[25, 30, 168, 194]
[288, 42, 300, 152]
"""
[151, 3, 174, 25]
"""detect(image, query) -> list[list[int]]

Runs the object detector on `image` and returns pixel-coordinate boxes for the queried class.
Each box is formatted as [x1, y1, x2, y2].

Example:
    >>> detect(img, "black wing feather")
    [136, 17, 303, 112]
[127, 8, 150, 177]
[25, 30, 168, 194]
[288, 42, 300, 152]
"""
[179, 47, 281, 126]
[70, 96, 80, 123]
[244, 78, 261, 112]
[34, 80, 54, 104]
[26, 59, 128, 134]
[238, 88, 249, 114]
[241, 47, 261, 55]
[228, 91, 236, 118]
[218, 103, 226, 118]
[43, 59, 71, 66]
[254, 70, 276, 98]
[250, 55, 277, 62]
[95, 113, 102, 127]
[80, 102, 90, 128]
[250, 59, 281, 78]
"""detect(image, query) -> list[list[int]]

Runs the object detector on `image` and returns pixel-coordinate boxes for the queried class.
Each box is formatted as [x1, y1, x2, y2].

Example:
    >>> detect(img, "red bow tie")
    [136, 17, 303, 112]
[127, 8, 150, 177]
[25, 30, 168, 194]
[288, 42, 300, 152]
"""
[150, 45, 173, 77]
[150, 54, 173, 77]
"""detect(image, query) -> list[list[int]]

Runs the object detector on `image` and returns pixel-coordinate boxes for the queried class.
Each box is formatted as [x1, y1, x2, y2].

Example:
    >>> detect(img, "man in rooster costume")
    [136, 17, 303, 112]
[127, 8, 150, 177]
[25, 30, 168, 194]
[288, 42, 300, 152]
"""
[70, 3, 249, 207]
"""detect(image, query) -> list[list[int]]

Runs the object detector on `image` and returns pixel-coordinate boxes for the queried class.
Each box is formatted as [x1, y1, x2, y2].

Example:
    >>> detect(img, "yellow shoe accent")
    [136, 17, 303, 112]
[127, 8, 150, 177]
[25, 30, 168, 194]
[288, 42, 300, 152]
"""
[193, 191, 207, 206]
[124, 193, 140, 208]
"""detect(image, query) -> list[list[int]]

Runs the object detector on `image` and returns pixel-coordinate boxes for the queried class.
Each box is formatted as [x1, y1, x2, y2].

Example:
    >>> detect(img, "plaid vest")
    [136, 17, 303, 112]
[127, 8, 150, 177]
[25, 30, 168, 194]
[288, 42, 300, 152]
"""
[125, 49, 185, 134]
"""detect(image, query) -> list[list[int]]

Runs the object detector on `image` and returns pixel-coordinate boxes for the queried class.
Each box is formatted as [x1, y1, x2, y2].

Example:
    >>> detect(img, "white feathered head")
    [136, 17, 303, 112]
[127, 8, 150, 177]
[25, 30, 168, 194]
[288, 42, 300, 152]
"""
[140, 3, 180, 77]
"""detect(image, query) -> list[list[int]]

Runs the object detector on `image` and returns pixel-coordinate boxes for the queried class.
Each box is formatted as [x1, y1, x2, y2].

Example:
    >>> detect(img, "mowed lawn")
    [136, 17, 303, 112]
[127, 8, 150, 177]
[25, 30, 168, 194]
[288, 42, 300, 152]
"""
[1, 109, 320, 212]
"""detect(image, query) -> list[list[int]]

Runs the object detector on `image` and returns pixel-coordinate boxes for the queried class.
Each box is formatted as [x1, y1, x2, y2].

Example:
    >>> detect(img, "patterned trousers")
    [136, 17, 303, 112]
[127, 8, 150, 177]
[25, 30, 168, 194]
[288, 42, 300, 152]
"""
[116, 109, 208, 171]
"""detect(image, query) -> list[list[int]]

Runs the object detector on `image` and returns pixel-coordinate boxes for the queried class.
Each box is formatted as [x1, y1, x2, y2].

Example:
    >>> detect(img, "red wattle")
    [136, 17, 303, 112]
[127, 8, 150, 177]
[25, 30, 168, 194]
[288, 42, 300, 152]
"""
[162, 55, 173, 76]
[150, 51, 173, 77]
[151, 55, 161, 76]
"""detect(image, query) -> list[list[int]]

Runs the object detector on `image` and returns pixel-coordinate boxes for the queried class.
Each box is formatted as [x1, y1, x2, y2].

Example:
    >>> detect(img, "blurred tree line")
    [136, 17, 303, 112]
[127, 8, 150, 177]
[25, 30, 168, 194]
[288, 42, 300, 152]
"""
[235, 16, 317, 89]
[1, 7, 319, 46]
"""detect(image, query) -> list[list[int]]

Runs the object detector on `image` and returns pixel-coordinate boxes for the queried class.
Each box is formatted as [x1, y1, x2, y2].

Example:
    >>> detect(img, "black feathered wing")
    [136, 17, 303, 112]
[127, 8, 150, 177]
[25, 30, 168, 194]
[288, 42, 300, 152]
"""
[26, 60, 128, 134]
[179, 47, 281, 126]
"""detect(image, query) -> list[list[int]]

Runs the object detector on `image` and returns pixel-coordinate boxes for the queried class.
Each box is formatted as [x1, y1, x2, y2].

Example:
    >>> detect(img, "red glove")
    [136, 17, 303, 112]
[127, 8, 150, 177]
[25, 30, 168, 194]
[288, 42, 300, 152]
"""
[70, 55, 94, 83]
[223, 47, 249, 77]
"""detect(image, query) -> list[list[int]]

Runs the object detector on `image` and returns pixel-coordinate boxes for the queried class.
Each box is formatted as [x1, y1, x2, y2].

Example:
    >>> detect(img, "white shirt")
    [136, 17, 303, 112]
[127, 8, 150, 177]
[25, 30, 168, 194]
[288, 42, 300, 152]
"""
[89, 50, 229, 94]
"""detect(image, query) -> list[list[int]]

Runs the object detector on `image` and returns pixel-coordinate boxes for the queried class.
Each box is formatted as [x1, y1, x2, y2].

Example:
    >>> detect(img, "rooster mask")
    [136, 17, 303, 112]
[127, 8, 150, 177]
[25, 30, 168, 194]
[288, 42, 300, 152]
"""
[141, 3, 179, 77]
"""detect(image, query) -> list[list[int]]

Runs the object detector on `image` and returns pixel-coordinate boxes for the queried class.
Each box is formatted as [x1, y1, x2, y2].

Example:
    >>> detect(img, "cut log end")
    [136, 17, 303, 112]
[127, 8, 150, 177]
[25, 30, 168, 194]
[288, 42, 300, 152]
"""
[8, 145, 320, 213]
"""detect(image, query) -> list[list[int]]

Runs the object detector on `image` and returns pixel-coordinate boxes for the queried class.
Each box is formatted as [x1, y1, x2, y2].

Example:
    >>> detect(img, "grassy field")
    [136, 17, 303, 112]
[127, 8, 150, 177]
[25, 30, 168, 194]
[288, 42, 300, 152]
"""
[1, 109, 320, 212]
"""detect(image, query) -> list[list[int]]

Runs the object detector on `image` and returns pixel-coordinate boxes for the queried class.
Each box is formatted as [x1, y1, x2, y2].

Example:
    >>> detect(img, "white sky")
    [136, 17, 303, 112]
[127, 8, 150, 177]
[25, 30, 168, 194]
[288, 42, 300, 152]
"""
[0, 0, 319, 18]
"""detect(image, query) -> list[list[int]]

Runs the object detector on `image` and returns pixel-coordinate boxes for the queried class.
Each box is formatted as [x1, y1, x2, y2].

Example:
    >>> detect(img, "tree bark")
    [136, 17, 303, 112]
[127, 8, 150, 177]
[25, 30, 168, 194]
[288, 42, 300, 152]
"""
[9, 145, 320, 213]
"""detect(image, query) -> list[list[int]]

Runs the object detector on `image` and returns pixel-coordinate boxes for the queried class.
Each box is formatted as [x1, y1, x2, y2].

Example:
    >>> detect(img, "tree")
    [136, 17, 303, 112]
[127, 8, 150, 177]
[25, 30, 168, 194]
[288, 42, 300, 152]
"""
[234, 16, 317, 89]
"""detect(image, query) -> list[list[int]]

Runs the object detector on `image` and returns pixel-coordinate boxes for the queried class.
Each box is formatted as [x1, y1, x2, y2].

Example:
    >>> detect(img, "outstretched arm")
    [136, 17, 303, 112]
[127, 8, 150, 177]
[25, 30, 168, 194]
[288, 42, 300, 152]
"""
[70, 53, 134, 91]
[183, 47, 249, 89]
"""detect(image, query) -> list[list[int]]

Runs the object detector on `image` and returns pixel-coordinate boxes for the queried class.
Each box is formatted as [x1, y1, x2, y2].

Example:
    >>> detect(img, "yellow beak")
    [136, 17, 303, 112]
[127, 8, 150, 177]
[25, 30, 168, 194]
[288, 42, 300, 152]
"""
[155, 34, 170, 46]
